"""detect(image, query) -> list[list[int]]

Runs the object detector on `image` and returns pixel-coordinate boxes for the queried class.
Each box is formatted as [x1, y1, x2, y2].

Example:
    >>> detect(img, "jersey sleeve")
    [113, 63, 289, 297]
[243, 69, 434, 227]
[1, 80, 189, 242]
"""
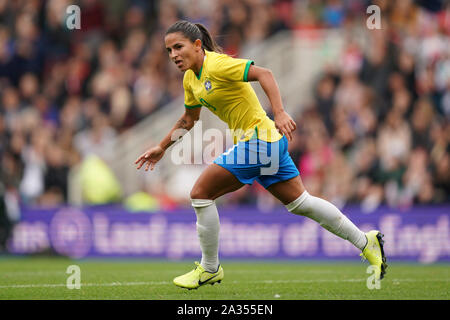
[183, 72, 202, 109]
[211, 54, 254, 82]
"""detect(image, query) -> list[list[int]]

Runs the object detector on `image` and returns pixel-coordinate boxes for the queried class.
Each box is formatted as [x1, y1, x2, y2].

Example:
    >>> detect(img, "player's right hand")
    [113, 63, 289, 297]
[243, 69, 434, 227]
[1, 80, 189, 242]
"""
[135, 145, 165, 171]
[274, 111, 296, 142]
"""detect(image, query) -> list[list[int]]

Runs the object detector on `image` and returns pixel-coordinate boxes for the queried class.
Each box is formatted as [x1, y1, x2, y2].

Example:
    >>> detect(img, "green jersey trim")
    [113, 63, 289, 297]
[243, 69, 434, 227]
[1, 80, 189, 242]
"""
[243, 60, 254, 82]
[185, 104, 202, 109]
[195, 65, 203, 80]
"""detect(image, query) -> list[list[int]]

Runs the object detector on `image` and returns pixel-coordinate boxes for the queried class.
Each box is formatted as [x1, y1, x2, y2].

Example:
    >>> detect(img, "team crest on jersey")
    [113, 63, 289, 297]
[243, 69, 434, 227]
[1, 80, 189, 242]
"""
[204, 79, 212, 91]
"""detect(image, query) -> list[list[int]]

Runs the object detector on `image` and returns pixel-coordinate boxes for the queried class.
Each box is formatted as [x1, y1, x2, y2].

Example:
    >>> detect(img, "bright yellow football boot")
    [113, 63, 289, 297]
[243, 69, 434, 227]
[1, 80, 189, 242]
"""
[360, 230, 388, 280]
[173, 262, 224, 289]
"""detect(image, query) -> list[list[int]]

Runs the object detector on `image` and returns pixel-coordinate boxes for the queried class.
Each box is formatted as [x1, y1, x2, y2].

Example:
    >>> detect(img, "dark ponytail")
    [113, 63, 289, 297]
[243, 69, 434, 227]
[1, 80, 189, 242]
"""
[194, 23, 223, 53]
[166, 20, 223, 53]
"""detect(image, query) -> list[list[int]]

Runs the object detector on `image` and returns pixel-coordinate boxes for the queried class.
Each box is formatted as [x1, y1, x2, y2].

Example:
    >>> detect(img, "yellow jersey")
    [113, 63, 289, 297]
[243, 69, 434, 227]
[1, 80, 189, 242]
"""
[183, 50, 283, 143]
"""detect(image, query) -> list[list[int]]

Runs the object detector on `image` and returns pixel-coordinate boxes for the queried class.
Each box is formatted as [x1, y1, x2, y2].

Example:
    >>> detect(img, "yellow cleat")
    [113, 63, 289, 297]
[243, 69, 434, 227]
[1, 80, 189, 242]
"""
[360, 230, 388, 280]
[173, 262, 224, 290]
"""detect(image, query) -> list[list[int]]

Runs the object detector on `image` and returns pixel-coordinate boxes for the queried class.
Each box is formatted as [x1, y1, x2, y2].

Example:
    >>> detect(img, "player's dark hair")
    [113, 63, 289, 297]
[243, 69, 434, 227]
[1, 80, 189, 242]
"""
[166, 20, 223, 53]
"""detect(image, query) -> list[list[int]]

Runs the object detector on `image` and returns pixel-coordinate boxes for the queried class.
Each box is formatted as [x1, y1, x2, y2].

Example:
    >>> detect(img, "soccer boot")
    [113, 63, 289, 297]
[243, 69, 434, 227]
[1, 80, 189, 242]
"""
[173, 262, 224, 289]
[360, 230, 388, 280]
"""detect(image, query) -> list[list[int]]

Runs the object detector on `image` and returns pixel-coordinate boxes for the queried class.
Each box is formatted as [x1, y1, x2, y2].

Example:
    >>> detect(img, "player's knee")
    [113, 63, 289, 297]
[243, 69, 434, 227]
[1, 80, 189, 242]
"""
[285, 190, 312, 216]
[190, 186, 213, 200]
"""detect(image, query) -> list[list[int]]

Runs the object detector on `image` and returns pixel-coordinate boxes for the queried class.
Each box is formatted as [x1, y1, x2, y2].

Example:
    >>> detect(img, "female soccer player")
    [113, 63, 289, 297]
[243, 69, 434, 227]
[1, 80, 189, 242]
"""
[135, 20, 387, 289]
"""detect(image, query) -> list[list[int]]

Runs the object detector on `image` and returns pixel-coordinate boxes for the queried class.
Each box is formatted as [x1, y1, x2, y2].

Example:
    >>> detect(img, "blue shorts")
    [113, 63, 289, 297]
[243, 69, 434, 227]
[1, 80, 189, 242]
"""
[213, 135, 300, 189]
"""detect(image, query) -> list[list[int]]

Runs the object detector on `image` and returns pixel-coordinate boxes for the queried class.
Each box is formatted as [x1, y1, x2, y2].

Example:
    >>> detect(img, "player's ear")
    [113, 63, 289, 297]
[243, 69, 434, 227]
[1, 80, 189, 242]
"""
[194, 39, 202, 51]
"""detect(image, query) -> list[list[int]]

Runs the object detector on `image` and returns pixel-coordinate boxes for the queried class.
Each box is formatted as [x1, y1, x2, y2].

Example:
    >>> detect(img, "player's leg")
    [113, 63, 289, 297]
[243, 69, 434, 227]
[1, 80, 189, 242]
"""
[190, 163, 243, 272]
[190, 163, 245, 200]
[258, 135, 386, 278]
[266, 175, 367, 250]
[266, 175, 387, 279]
[173, 163, 243, 289]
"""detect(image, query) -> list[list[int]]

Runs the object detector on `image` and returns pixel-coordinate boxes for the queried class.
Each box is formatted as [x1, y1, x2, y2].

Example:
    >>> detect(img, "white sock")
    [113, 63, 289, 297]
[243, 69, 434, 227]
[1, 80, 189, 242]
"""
[286, 191, 367, 251]
[191, 199, 220, 272]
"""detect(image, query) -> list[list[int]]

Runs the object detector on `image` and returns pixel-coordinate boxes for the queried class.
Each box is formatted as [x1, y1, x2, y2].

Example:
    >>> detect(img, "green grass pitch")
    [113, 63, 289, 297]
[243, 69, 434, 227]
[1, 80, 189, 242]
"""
[0, 256, 448, 300]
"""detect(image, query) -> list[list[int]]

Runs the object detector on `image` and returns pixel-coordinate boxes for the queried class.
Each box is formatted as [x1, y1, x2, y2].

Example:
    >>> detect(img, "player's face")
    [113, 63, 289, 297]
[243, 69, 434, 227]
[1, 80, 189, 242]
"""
[165, 32, 202, 72]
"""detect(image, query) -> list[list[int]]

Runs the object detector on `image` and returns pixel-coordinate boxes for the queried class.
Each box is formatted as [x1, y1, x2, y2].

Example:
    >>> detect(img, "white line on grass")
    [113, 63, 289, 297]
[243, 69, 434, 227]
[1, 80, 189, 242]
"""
[0, 278, 448, 289]
[0, 281, 170, 289]
[2, 271, 66, 276]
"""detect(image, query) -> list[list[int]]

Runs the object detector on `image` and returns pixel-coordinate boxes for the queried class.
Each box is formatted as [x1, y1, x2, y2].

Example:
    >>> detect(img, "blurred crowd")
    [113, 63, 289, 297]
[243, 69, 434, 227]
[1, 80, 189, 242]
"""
[0, 0, 290, 217]
[0, 0, 449, 233]
[290, 0, 450, 211]
[276, 0, 449, 212]
[223, 0, 450, 211]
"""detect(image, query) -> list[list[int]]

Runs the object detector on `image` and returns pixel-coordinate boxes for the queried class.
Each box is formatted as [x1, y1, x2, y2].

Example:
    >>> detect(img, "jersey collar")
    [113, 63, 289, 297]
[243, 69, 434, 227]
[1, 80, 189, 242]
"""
[195, 51, 208, 80]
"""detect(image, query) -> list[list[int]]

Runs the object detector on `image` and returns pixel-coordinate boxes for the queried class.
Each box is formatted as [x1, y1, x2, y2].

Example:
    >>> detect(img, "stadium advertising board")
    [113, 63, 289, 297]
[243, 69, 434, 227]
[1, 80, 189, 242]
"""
[9, 205, 450, 263]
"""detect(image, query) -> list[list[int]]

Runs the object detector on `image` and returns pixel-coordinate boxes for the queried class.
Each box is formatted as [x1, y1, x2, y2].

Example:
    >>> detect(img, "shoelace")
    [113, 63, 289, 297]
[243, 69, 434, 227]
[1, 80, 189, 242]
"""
[193, 261, 204, 274]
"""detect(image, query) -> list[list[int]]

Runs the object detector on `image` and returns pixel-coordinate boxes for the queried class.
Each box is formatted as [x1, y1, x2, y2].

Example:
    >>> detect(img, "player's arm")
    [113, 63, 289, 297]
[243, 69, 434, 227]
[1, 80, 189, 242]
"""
[135, 107, 201, 171]
[159, 106, 201, 151]
[246, 65, 296, 141]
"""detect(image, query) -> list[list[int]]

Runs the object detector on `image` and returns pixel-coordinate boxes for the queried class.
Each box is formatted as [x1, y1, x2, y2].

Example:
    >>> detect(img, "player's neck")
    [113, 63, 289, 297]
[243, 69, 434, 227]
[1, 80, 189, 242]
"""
[192, 51, 206, 77]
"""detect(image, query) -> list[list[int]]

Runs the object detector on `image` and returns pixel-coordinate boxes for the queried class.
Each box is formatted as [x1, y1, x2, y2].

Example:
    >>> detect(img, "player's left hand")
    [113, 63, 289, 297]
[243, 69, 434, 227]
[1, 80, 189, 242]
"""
[274, 111, 296, 141]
